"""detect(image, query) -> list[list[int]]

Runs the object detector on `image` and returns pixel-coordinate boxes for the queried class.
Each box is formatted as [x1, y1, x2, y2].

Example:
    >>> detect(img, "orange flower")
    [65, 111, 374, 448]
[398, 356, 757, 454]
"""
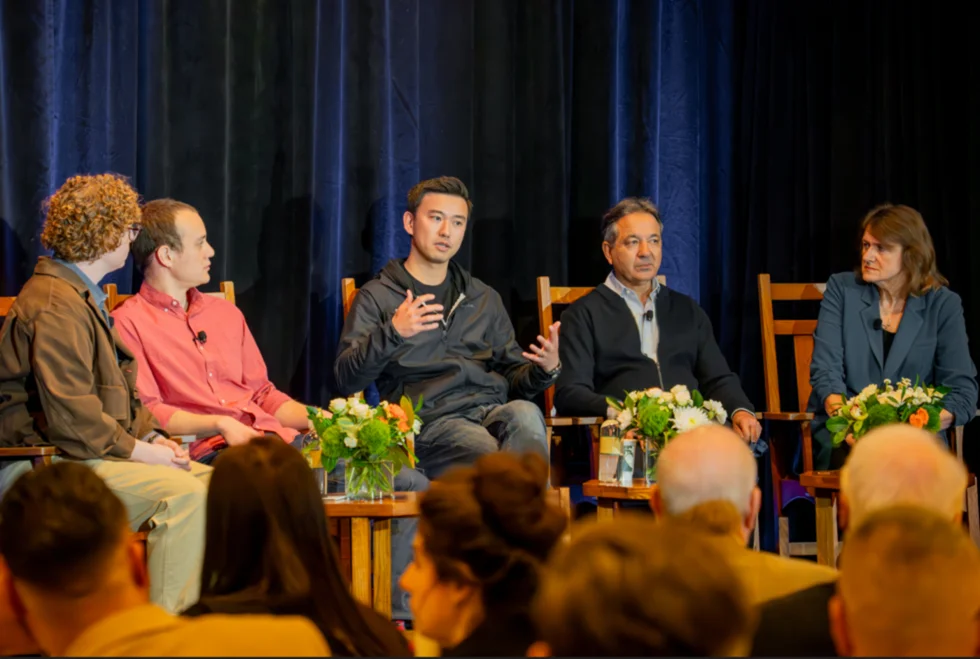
[909, 408, 930, 429]
[386, 403, 411, 433]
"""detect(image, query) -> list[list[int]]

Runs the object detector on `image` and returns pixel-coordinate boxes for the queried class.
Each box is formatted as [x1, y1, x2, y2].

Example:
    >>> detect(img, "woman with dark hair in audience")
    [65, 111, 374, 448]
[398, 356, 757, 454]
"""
[399, 451, 567, 656]
[182, 436, 410, 657]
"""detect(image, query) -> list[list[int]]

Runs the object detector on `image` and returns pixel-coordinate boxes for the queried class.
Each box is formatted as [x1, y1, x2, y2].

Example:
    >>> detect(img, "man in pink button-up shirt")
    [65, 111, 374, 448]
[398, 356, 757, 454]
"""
[111, 199, 313, 464]
[113, 198, 427, 621]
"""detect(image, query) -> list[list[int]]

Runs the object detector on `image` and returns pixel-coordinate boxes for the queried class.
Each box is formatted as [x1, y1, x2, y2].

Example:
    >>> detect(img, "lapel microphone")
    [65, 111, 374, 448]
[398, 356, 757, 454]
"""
[194, 330, 208, 345]
[873, 319, 882, 331]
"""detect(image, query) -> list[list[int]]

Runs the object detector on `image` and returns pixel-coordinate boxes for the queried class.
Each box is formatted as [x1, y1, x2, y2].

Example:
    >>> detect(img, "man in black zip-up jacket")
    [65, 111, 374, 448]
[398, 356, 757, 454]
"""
[334, 177, 561, 479]
[555, 197, 763, 447]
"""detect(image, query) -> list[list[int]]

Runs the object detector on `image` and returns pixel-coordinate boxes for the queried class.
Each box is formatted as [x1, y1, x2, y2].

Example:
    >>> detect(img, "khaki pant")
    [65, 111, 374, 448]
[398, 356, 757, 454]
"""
[50, 457, 212, 614]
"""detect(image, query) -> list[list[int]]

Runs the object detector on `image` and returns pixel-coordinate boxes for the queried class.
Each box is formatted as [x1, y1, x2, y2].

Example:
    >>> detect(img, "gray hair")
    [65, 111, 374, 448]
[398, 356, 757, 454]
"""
[657, 426, 758, 517]
[601, 197, 662, 243]
[841, 424, 967, 529]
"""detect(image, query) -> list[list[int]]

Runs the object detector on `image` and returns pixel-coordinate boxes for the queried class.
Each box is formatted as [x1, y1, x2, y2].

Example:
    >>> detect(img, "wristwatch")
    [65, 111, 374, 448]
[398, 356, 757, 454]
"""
[546, 361, 562, 377]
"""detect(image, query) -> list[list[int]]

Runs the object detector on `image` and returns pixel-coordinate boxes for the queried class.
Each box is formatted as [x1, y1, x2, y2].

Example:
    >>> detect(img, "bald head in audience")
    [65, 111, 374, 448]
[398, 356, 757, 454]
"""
[840, 424, 967, 530]
[529, 515, 755, 656]
[830, 505, 980, 657]
[650, 424, 760, 543]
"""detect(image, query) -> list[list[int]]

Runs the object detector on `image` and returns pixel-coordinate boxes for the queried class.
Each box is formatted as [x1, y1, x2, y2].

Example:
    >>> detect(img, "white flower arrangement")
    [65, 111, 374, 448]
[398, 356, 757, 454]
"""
[827, 377, 948, 447]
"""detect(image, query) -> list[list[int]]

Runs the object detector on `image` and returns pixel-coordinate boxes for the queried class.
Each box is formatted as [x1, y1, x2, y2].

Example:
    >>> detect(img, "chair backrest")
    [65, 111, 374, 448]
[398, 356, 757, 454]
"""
[103, 281, 237, 311]
[757, 274, 826, 415]
[341, 278, 358, 319]
[537, 274, 666, 417]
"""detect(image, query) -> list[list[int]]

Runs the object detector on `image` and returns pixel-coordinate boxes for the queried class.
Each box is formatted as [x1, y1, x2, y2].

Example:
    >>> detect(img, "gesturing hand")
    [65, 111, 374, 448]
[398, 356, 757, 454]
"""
[523, 321, 561, 373]
[392, 290, 444, 338]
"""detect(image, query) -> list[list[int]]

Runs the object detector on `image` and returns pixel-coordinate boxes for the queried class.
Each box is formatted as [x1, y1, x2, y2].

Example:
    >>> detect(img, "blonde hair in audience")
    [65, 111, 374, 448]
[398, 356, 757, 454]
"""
[832, 505, 980, 657]
[656, 425, 757, 517]
[532, 514, 755, 656]
[840, 424, 967, 529]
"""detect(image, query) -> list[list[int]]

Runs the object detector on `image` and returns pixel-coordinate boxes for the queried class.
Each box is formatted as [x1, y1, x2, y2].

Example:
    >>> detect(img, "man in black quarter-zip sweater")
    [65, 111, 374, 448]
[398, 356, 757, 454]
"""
[555, 197, 763, 448]
[334, 177, 561, 479]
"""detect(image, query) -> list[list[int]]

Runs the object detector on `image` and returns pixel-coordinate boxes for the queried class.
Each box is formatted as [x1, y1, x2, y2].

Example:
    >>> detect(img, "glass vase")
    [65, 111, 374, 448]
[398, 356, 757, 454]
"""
[639, 435, 662, 485]
[344, 459, 395, 501]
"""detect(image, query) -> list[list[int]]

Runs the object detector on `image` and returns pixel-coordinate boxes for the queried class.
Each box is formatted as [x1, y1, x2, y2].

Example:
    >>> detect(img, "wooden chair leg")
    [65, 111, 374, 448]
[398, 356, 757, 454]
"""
[967, 480, 980, 549]
[778, 516, 790, 556]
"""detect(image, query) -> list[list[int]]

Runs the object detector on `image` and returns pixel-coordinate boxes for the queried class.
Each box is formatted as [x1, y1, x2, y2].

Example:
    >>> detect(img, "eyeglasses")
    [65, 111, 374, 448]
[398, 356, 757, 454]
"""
[128, 224, 142, 240]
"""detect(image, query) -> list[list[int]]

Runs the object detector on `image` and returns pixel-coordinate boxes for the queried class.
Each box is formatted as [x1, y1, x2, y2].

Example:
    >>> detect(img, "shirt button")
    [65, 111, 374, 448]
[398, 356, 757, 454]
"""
[208, 372, 213, 377]
[220, 399, 225, 404]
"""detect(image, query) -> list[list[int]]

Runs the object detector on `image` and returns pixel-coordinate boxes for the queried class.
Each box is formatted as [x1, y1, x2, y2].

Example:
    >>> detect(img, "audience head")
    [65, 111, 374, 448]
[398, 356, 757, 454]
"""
[600, 197, 663, 287]
[404, 176, 472, 265]
[400, 451, 566, 649]
[0, 461, 148, 656]
[857, 203, 946, 297]
[650, 425, 761, 543]
[830, 505, 980, 657]
[201, 436, 399, 657]
[840, 424, 967, 531]
[133, 198, 214, 288]
[41, 173, 141, 270]
[530, 514, 755, 656]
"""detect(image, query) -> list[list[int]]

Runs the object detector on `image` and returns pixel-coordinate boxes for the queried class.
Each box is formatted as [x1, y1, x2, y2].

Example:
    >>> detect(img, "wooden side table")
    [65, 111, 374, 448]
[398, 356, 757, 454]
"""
[581, 479, 653, 520]
[798, 470, 840, 567]
[324, 492, 420, 617]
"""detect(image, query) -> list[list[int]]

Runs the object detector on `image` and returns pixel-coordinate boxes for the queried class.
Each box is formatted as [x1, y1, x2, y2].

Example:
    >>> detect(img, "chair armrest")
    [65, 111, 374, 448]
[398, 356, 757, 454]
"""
[0, 446, 60, 457]
[760, 412, 815, 422]
[545, 416, 603, 427]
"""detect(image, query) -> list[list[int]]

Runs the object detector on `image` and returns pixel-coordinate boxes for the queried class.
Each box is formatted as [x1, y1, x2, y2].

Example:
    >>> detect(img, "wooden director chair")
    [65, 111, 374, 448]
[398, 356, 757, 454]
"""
[0, 297, 61, 466]
[758, 274, 980, 558]
[537, 275, 666, 516]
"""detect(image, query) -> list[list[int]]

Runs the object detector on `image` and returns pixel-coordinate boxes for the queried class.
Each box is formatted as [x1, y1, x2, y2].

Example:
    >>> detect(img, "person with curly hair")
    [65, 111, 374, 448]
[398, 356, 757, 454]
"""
[399, 451, 567, 656]
[0, 173, 212, 614]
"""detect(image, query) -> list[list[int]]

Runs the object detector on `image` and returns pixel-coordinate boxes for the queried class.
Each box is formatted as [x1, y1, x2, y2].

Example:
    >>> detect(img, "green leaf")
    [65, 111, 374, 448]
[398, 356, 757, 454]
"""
[606, 396, 624, 412]
[415, 394, 424, 412]
[825, 416, 851, 434]
[321, 453, 338, 474]
[692, 390, 704, 408]
[831, 428, 849, 447]
[866, 404, 898, 429]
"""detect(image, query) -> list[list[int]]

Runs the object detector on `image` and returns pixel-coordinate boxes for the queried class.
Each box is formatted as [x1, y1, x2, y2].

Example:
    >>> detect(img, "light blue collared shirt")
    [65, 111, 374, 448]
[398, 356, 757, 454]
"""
[604, 271, 661, 363]
[54, 258, 110, 323]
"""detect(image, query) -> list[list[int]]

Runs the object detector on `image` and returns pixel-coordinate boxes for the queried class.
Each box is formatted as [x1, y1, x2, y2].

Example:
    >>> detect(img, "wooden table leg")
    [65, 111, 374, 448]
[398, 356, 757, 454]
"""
[350, 517, 372, 607]
[597, 498, 616, 521]
[372, 519, 391, 617]
[814, 489, 839, 567]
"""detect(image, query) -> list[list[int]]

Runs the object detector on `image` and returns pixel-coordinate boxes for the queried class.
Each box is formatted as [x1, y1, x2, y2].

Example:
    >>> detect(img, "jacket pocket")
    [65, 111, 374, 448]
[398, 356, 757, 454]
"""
[96, 384, 130, 422]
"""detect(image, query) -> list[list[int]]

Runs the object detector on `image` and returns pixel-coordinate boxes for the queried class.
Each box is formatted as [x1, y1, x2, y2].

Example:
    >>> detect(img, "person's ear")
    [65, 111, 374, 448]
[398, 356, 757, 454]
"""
[838, 493, 850, 532]
[526, 640, 553, 657]
[828, 594, 854, 657]
[403, 211, 416, 236]
[746, 486, 762, 531]
[127, 535, 149, 594]
[601, 241, 613, 265]
[649, 484, 664, 517]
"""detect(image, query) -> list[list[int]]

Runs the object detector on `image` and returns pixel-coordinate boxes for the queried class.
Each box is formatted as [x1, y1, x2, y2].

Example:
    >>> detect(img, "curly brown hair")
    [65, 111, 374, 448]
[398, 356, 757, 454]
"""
[418, 452, 567, 612]
[40, 173, 140, 262]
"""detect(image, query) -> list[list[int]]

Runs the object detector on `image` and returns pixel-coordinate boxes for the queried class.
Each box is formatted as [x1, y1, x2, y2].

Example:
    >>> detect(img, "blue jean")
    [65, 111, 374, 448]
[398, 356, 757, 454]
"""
[414, 400, 549, 481]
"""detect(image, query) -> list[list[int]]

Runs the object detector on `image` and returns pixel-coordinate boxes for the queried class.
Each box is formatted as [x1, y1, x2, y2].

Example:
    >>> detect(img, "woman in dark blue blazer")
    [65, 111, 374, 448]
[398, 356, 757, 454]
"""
[809, 204, 978, 470]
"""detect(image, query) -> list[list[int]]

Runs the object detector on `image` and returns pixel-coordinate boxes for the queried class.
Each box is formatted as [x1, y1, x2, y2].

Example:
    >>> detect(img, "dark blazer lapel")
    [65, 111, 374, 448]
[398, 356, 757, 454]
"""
[860, 284, 884, 371]
[884, 294, 925, 377]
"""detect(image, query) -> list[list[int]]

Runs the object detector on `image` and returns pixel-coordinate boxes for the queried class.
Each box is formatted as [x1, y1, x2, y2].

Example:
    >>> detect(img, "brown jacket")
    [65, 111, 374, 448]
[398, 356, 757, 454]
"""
[0, 258, 160, 459]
